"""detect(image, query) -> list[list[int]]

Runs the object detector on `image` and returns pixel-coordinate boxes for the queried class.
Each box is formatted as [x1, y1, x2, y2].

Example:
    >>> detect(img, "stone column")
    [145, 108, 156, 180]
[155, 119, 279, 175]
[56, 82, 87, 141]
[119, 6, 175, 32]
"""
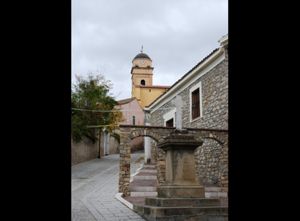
[144, 111, 152, 164]
[150, 139, 157, 164]
[118, 132, 131, 196]
[144, 123, 151, 164]
[157, 130, 204, 198]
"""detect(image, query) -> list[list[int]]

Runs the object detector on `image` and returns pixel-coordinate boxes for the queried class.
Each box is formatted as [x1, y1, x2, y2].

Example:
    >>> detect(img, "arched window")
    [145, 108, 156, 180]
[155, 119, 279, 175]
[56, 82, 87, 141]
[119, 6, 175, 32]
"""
[141, 80, 145, 86]
[132, 116, 136, 125]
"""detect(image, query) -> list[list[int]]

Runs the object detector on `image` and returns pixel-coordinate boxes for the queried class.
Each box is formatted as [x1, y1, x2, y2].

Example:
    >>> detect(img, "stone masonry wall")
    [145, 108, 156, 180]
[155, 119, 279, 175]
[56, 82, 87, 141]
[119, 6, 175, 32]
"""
[109, 136, 119, 154]
[71, 138, 99, 166]
[156, 148, 166, 184]
[119, 129, 131, 196]
[185, 129, 228, 188]
[150, 52, 228, 129]
[149, 49, 228, 189]
[195, 139, 227, 187]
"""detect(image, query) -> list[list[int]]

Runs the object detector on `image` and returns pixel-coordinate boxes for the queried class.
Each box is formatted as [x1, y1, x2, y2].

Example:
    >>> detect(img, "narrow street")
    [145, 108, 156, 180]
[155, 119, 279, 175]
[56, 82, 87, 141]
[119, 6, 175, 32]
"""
[72, 152, 145, 221]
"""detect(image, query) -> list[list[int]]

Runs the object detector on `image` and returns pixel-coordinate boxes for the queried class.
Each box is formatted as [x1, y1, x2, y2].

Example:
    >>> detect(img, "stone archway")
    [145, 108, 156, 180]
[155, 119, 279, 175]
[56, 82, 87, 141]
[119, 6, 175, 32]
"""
[118, 125, 174, 196]
[118, 125, 228, 196]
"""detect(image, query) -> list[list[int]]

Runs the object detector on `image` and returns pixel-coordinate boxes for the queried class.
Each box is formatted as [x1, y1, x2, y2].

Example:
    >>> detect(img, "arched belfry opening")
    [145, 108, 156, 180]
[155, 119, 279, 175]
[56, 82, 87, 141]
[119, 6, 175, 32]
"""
[141, 79, 145, 86]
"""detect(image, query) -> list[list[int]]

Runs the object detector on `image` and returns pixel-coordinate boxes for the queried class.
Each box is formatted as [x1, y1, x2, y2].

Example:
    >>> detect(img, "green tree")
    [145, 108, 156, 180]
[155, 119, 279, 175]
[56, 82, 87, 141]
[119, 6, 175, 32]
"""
[71, 73, 123, 143]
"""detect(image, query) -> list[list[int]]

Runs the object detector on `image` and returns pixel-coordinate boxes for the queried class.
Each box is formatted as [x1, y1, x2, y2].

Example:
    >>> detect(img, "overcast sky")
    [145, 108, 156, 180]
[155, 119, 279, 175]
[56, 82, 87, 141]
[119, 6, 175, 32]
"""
[72, 0, 228, 100]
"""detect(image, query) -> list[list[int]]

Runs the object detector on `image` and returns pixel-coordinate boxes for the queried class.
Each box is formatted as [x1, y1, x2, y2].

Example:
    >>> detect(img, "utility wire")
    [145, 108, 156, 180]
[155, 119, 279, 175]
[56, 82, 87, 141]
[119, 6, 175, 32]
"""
[72, 107, 175, 113]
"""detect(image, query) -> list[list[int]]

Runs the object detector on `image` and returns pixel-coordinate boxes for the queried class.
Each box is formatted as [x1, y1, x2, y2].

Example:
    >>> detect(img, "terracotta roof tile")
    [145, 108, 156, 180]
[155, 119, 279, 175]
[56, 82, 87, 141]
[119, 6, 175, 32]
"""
[117, 97, 136, 105]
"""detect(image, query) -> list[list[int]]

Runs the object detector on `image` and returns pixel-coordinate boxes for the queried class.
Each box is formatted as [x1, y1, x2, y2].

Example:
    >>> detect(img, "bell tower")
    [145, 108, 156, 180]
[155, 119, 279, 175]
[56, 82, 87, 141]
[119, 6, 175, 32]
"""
[131, 47, 153, 103]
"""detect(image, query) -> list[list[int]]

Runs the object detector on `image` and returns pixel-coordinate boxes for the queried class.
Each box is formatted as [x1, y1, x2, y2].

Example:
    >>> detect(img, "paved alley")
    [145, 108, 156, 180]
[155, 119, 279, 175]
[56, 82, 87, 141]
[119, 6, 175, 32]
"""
[72, 152, 145, 221]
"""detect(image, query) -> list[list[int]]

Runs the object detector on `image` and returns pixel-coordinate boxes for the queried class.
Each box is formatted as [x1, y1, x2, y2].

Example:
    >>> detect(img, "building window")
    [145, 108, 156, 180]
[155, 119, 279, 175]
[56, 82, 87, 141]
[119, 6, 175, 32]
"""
[189, 81, 203, 121]
[163, 108, 176, 127]
[141, 80, 145, 86]
[166, 118, 174, 127]
[192, 88, 200, 119]
[132, 116, 136, 125]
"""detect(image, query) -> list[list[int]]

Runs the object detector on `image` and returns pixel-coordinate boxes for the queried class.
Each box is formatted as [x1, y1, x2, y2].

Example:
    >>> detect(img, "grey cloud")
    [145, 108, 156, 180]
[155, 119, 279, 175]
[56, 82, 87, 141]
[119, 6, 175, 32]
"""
[72, 0, 228, 100]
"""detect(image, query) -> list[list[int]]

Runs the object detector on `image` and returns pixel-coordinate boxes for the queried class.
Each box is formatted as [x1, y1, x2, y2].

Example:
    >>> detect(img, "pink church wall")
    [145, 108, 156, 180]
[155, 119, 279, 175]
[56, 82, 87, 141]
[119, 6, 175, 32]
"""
[118, 99, 144, 126]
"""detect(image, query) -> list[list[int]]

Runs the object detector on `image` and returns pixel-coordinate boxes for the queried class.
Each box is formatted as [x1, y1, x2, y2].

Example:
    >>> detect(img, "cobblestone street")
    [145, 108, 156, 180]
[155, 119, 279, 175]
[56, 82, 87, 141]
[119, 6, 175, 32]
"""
[72, 152, 145, 221]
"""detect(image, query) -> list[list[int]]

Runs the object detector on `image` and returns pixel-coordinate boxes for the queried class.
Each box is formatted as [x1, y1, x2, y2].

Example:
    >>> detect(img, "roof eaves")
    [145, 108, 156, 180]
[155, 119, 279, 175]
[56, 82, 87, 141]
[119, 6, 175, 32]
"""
[145, 48, 220, 109]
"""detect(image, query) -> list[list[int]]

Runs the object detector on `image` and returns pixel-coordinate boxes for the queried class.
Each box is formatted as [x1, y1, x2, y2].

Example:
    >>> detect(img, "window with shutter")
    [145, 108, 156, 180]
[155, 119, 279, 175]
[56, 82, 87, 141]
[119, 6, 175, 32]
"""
[192, 88, 200, 119]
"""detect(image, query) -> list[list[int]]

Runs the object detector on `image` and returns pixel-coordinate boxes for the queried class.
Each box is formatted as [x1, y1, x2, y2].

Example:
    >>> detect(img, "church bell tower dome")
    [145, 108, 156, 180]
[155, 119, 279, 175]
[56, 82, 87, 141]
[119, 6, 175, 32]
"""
[132, 46, 153, 68]
[133, 52, 152, 61]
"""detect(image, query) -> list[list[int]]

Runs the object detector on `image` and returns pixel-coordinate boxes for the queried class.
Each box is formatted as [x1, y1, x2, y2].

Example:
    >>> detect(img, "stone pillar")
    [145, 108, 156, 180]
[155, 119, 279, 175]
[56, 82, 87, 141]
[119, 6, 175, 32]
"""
[157, 130, 204, 198]
[119, 132, 131, 196]
[144, 123, 151, 164]
[144, 137, 151, 164]
[220, 140, 228, 189]
[144, 111, 152, 164]
[150, 139, 157, 164]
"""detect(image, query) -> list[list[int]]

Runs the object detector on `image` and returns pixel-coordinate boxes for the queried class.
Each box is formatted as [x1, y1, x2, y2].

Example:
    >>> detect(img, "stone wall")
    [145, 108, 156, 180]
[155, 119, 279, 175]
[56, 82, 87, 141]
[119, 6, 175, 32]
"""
[148, 48, 228, 190]
[71, 138, 99, 166]
[187, 129, 228, 189]
[152, 129, 228, 189]
[118, 126, 228, 196]
[156, 148, 166, 184]
[150, 53, 228, 130]
[130, 136, 144, 152]
[109, 136, 120, 154]
[195, 138, 228, 187]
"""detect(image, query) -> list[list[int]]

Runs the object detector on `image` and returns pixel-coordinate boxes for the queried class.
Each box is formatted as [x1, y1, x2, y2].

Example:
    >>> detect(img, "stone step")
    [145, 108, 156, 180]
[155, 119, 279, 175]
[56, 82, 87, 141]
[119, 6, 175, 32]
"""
[129, 179, 158, 187]
[157, 185, 205, 198]
[141, 213, 228, 221]
[131, 192, 158, 197]
[205, 187, 223, 192]
[138, 169, 157, 173]
[205, 191, 228, 198]
[133, 175, 157, 180]
[145, 197, 221, 207]
[141, 205, 228, 218]
[130, 186, 157, 192]
[123, 196, 146, 207]
[135, 172, 157, 177]
[142, 164, 156, 169]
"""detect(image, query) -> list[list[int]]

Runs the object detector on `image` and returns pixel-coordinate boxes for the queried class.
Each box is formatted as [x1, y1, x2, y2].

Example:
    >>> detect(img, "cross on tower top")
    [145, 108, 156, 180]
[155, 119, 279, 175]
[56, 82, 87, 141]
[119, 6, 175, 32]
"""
[140, 45, 143, 53]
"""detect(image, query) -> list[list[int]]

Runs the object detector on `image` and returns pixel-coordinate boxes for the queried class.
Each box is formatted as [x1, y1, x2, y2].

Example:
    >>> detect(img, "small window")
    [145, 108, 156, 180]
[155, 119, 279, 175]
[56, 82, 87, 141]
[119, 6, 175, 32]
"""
[132, 116, 136, 125]
[141, 80, 145, 86]
[149, 89, 151, 92]
[191, 88, 200, 119]
[163, 108, 176, 126]
[166, 118, 174, 127]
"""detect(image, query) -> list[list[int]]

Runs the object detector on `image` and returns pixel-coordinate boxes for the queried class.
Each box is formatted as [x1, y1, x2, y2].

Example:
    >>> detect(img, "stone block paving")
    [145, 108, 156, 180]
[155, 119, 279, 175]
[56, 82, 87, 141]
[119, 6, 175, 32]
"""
[72, 152, 145, 221]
